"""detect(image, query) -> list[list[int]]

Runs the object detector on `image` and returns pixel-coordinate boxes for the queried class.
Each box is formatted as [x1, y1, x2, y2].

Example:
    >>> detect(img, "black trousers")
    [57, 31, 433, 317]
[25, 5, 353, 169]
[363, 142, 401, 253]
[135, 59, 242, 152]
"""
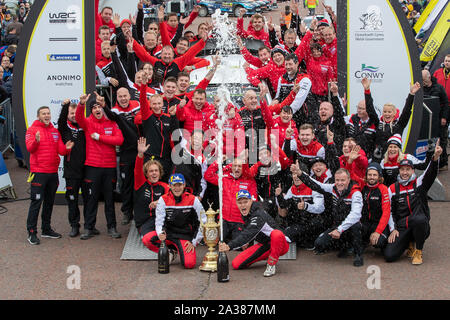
[439, 124, 448, 166]
[384, 213, 430, 262]
[361, 222, 389, 249]
[119, 162, 134, 219]
[83, 166, 117, 230]
[284, 216, 325, 246]
[65, 178, 87, 228]
[26, 172, 59, 233]
[314, 223, 363, 255]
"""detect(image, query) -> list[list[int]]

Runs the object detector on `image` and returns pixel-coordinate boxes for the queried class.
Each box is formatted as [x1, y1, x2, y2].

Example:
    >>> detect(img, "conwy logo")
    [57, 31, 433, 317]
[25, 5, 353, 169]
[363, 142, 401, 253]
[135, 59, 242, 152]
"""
[355, 64, 384, 80]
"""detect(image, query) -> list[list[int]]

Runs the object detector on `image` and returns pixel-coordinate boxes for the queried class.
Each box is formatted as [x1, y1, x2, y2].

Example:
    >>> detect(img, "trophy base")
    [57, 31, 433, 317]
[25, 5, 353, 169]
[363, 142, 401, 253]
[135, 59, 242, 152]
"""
[199, 251, 218, 272]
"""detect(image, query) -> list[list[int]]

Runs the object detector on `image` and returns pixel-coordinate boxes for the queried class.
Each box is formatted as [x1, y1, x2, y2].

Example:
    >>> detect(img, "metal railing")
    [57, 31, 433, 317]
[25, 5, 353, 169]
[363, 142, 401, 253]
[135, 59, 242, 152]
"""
[0, 98, 15, 154]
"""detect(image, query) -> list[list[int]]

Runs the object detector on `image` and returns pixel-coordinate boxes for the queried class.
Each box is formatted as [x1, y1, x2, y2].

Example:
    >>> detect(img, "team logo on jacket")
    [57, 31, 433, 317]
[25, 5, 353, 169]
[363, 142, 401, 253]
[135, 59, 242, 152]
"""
[104, 127, 113, 135]
[52, 132, 59, 142]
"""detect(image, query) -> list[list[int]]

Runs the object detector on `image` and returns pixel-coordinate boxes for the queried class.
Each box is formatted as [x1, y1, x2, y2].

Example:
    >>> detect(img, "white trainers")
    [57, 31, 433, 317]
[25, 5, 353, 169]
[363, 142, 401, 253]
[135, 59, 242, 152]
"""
[169, 249, 177, 264]
[263, 264, 276, 277]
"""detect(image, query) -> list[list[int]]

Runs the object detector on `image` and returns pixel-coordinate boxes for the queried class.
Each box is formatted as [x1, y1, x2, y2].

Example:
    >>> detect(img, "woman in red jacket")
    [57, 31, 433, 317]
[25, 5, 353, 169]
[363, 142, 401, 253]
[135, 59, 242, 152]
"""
[247, 46, 287, 98]
[76, 93, 124, 240]
[305, 43, 334, 102]
[25, 106, 74, 245]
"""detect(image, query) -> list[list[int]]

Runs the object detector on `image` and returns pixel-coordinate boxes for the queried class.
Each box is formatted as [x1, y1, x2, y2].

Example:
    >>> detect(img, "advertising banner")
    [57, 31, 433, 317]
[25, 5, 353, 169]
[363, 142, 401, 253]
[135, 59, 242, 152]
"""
[13, 0, 95, 195]
[338, 0, 423, 153]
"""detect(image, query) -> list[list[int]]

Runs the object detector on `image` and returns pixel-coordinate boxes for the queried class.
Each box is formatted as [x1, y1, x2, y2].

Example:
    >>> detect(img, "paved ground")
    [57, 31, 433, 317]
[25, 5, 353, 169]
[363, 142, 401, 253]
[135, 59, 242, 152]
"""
[1, 147, 449, 300]
[1, 3, 449, 302]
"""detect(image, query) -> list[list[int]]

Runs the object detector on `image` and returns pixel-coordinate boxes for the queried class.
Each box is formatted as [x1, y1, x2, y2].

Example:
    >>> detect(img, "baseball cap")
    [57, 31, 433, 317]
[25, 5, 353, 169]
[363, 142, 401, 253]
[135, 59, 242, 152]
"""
[399, 158, 414, 168]
[367, 162, 382, 175]
[318, 19, 330, 28]
[120, 19, 132, 27]
[236, 189, 251, 200]
[169, 173, 185, 185]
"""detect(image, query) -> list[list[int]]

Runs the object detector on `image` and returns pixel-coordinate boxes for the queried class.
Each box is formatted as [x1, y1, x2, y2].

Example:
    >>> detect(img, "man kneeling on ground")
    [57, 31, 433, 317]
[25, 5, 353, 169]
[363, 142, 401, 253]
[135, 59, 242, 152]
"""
[219, 190, 290, 277]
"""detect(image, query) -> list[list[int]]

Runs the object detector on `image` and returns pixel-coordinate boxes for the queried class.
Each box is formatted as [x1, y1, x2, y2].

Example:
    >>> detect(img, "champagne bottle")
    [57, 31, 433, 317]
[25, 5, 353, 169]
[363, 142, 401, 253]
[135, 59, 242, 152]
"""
[158, 239, 169, 274]
[217, 251, 229, 282]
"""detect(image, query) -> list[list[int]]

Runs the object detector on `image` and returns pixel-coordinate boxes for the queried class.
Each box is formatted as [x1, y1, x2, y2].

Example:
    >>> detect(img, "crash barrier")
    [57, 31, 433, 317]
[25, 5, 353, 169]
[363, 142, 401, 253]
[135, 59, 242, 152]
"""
[415, 96, 446, 201]
[0, 150, 16, 200]
[415, 96, 441, 160]
[0, 98, 14, 154]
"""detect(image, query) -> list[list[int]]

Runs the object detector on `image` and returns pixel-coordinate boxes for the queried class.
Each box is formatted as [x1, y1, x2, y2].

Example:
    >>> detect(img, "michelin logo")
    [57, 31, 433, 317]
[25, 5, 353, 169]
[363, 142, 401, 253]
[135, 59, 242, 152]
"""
[47, 54, 80, 62]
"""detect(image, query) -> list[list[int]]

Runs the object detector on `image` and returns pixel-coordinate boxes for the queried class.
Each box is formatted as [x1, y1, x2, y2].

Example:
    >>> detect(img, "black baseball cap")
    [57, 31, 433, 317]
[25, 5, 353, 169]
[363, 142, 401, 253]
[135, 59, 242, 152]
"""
[399, 158, 414, 168]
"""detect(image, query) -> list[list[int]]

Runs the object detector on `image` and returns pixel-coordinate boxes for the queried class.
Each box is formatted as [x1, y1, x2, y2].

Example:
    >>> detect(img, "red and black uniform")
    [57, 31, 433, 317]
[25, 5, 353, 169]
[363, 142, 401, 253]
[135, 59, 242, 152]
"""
[364, 89, 414, 162]
[110, 51, 156, 103]
[247, 61, 286, 99]
[176, 100, 214, 134]
[312, 95, 347, 153]
[143, 190, 205, 269]
[360, 182, 391, 248]
[260, 100, 298, 147]
[236, 18, 271, 48]
[381, 153, 427, 187]
[175, 77, 211, 104]
[238, 106, 266, 156]
[57, 101, 87, 230]
[204, 162, 258, 241]
[95, 55, 117, 87]
[240, 46, 268, 68]
[304, 54, 334, 99]
[277, 182, 325, 247]
[25, 120, 70, 235]
[132, 38, 206, 85]
[161, 10, 198, 42]
[384, 159, 438, 262]
[202, 105, 246, 159]
[347, 111, 378, 160]
[133, 155, 169, 235]
[227, 202, 289, 270]
[299, 172, 364, 255]
[139, 84, 179, 182]
[159, 21, 210, 70]
[171, 144, 207, 198]
[283, 138, 325, 171]
[249, 149, 291, 217]
[95, 0, 115, 37]
[103, 99, 140, 222]
[75, 97, 124, 232]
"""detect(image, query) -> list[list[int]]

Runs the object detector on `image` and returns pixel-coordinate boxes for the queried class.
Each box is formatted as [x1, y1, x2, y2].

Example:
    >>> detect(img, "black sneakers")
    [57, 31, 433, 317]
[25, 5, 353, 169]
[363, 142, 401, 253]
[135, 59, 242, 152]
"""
[27, 232, 40, 245]
[107, 227, 121, 239]
[41, 229, 62, 239]
[69, 226, 80, 238]
[80, 229, 96, 240]
[353, 254, 364, 267]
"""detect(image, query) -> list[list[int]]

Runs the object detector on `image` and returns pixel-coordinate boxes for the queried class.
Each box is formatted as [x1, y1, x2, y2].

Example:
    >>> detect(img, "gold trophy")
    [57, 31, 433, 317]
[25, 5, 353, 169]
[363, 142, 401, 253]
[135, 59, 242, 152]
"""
[199, 205, 220, 272]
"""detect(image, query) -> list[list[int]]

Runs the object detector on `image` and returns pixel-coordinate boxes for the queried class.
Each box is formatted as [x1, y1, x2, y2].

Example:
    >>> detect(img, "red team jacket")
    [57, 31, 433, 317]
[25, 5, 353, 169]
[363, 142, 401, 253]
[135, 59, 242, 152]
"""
[75, 103, 124, 168]
[25, 120, 70, 173]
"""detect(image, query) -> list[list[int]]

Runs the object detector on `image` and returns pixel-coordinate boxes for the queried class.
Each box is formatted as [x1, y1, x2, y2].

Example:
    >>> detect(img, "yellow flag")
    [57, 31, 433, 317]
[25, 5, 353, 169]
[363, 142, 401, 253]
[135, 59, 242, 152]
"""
[420, 3, 450, 62]
[414, 0, 439, 33]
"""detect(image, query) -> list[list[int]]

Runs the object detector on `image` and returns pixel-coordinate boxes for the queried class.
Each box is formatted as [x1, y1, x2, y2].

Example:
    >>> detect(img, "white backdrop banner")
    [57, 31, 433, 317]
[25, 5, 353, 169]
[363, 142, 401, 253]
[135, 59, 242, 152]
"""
[13, 0, 95, 198]
[346, 0, 421, 151]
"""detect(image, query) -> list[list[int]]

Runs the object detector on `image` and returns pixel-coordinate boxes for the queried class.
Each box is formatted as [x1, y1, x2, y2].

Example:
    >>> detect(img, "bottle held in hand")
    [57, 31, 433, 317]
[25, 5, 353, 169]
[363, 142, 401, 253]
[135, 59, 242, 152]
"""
[158, 239, 169, 274]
